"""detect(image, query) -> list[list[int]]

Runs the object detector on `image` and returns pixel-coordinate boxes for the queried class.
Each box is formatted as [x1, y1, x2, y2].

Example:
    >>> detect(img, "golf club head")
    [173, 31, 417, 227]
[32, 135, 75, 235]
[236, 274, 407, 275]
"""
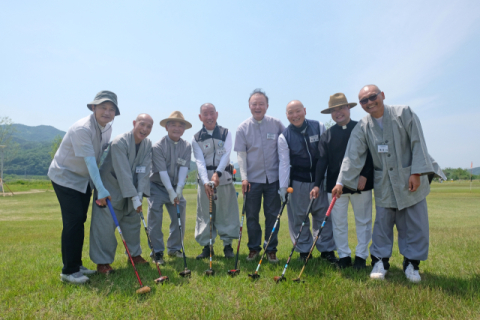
[227, 269, 240, 277]
[248, 273, 260, 280]
[205, 269, 215, 276]
[136, 286, 151, 294]
[273, 276, 285, 283]
[154, 276, 170, 284]
[179, 269, 191, 277]
[292, 277, 304, 283]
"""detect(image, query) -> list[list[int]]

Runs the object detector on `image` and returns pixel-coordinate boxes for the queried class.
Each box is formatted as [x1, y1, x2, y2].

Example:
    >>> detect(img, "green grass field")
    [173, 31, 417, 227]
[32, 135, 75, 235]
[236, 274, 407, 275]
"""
[1, 182, 479, 319]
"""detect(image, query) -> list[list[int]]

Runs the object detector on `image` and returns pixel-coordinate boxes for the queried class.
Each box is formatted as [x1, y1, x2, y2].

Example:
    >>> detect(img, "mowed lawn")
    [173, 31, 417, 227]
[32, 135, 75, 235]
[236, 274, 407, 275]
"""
[0, 182, 479, 319]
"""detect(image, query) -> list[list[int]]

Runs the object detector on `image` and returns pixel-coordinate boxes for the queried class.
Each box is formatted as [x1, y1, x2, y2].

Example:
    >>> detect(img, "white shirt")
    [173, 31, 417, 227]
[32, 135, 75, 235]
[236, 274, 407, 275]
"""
[192, 131, 232, 185]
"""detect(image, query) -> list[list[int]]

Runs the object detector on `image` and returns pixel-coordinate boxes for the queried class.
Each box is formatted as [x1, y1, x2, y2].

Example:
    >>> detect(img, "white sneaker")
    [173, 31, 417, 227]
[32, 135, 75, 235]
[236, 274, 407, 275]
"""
[405, 263, 421, 283]
[60, 271, 89, 284]
[370, 261, 387, 280]
[79, 265, 96, 275]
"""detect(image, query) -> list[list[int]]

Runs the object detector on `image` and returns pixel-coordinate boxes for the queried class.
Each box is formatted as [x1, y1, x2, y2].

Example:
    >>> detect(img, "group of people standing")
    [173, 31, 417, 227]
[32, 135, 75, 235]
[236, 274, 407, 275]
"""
[48, 85, 445, 285]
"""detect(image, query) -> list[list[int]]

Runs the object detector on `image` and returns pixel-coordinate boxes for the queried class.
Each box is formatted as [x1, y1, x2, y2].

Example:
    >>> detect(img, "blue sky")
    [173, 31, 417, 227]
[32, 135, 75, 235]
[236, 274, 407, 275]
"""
[1, 0, 479, 168]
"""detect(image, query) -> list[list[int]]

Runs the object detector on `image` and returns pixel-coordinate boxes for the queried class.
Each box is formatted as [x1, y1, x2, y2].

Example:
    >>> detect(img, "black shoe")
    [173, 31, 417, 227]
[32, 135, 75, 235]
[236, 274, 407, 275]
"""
[337, 256, 352, 269]
[224, 245, 234, 258]
[298, 252, 309, 262]
[196, 246, 214, 260]
[320, 251, 338, 264]
[152, 251, 165, 265]
[353, 256, 366, 270]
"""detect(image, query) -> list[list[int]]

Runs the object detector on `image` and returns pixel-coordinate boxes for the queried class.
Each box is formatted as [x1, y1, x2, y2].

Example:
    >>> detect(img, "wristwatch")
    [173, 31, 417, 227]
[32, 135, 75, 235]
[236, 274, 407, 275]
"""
[215, 170, 223, 177]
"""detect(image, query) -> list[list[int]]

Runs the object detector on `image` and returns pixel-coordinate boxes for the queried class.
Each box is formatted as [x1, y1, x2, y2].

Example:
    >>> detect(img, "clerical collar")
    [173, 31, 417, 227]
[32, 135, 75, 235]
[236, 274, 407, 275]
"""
[336, 119, 351, 130]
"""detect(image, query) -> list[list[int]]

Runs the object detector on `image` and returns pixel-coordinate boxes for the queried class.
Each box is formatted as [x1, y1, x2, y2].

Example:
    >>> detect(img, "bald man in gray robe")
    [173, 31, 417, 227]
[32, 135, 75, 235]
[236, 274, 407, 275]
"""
[89, 114, 153, 274]
[332, 85, 446, 283]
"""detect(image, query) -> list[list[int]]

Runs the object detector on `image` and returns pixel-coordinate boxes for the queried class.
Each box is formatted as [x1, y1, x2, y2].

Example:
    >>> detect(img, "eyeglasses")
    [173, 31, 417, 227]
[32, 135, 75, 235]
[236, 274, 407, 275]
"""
[359, 92, 382, 105]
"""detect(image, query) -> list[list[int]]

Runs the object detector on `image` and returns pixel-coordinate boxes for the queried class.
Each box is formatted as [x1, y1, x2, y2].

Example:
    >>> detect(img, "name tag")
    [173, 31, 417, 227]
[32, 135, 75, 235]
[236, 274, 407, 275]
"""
[217, 148, 226, 155]
[177, 158, 187, 166]
[309, 135, 319, 143]
[267, 133, 276, 140]
[136, 166, 146, 173]
[378, 145, 389, 153]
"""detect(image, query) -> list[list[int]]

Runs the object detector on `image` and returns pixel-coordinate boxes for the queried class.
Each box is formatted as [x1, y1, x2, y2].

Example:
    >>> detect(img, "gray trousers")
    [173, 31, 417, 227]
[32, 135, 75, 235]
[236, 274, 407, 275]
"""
[89, 202, 142, 264]
[147, 182, 186, 254]
[246, 180, 281, 253]
[287, 180, 336, 253]
[195, 183, 240, 247]
[328, 191, 372, 259]
[370, 198, 429, 261]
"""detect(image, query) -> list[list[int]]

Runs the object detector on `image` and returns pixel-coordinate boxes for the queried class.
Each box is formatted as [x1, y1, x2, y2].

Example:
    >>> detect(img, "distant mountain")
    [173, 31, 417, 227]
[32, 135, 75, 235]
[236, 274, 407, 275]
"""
[11, 124, 65, 143]
[3, 124, 65, 176]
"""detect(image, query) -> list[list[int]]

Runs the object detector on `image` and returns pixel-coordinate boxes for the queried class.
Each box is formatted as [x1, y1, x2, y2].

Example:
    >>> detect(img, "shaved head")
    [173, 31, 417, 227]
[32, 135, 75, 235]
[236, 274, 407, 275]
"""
[359, 84, 381, 96]
[358, 84, 385, 118]
[286, 100, 306, 128]
[286, 100, 304, 110]
[136, 113, 154, 124]
[133, 113, 153, 144]
[200, 103, 216, 113]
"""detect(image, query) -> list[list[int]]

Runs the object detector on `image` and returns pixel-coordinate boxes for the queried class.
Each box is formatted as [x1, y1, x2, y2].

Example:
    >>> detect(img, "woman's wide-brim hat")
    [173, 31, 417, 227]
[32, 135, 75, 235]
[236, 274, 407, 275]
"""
[321, 93, 357, 114]
[160, 111, 192, 129]
[87, 90, 120, 116]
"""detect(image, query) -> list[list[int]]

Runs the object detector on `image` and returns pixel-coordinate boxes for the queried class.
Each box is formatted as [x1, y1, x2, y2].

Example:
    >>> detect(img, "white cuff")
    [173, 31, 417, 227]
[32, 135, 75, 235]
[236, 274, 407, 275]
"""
[131, 196, 142, 209]
[237, 151, 248, 181]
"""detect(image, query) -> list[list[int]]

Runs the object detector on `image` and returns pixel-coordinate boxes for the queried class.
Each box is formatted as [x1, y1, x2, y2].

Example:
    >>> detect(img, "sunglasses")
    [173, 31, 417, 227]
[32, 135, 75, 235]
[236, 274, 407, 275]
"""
[359, 92, 382, 105]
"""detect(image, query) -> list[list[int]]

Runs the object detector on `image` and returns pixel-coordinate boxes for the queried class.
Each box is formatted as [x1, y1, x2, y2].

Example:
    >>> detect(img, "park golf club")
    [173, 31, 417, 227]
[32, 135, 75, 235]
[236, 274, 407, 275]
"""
[292, 196, 337, 283]
[175, 203, 191, 277]
[136, 210, 169, 284]
[228, 192, 246, 277]
[104, 199, 151, 294]
[205, 182, 217, 276]
[274, 197, 315, 283]
[248, 187, 293, 280]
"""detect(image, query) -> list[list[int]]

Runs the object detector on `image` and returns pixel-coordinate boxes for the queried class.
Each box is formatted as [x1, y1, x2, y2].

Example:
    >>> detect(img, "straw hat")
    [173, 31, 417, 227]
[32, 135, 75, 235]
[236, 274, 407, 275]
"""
[321, 93, 357, 114]
[87, 90, 120, 116]
[159, 111, 192, 129]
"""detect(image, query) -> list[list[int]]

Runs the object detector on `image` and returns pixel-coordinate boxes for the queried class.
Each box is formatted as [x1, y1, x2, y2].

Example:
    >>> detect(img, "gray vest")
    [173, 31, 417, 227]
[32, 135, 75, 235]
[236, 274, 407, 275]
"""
[194, 125, 233, 186]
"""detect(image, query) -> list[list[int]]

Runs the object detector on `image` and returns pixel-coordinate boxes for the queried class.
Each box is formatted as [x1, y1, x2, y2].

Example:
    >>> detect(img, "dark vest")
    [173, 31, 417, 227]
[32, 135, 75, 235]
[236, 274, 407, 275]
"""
[193, 124, 232, 185]
[283, 119, 321, 183]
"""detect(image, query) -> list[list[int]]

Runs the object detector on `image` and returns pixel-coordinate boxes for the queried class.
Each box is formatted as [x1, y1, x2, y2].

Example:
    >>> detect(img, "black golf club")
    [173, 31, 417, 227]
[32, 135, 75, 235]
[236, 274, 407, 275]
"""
[104, 199, 151, 294]
[228, 192, 246, 277]
[274, 197, 315, 283]
[248, 187, 293, 280]
[176, 203, 191, 277]
[292, 196, 337, 283]
[136, 210, 169, 284]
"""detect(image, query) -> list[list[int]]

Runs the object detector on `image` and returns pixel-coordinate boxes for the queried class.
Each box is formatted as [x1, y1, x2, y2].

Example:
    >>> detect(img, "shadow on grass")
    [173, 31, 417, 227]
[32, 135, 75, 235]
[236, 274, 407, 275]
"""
[338, 265, 480, 299]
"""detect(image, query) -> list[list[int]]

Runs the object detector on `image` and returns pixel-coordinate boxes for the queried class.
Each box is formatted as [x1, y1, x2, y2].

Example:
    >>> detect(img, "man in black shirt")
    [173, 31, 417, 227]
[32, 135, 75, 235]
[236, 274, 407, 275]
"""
[310, 93, 374, 270]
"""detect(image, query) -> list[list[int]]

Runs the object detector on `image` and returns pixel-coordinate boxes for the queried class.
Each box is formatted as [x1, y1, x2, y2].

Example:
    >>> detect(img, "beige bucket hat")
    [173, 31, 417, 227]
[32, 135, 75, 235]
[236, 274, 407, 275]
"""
[321, 93, 357, 114]
[160, 111, 192, 129]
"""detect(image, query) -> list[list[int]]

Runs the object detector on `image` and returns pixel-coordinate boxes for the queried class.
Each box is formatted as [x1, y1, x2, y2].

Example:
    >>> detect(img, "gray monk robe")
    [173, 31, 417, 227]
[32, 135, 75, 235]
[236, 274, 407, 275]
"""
[90, 130, 152, 264]
[337, 105, 446, 261]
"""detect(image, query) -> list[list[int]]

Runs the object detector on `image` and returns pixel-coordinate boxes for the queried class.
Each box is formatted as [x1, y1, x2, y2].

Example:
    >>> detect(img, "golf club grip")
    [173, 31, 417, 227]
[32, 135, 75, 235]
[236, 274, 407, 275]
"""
[106, 199, 120, 227]
[325, 197, 337, 218]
